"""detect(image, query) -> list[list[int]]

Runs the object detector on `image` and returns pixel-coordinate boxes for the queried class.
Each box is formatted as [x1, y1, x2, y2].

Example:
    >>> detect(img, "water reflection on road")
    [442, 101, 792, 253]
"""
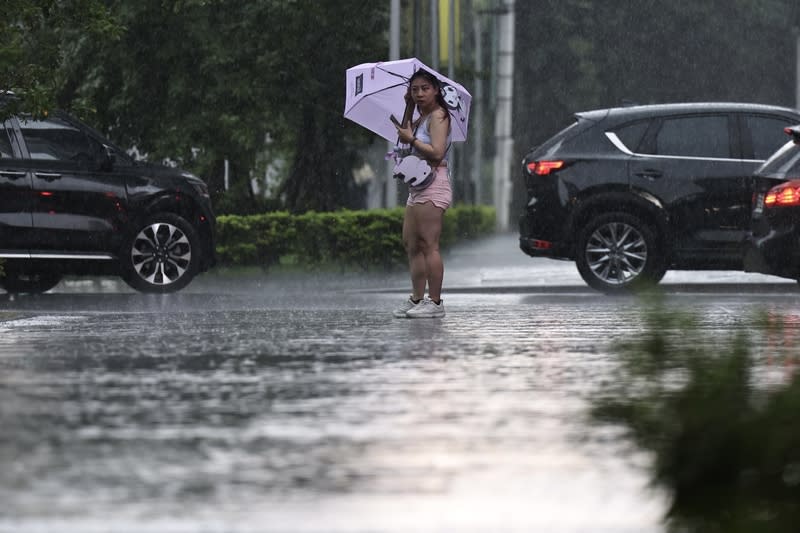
[2, 280, 798, 532]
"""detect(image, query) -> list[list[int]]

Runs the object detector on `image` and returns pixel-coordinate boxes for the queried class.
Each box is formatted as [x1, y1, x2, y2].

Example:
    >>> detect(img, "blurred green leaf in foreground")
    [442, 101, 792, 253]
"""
[592, 293, 800, 533]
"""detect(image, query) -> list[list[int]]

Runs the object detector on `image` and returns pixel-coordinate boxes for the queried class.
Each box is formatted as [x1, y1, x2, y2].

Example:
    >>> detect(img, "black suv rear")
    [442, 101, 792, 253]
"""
[519, 102, 800, 292]
[744, 125, 800, 280]
[0, 107, 216, 293]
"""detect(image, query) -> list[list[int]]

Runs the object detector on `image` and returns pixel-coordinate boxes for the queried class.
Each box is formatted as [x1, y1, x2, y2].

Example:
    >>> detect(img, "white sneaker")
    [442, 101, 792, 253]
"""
[393, 296, 421, 318]
[405, 298, 445, 319]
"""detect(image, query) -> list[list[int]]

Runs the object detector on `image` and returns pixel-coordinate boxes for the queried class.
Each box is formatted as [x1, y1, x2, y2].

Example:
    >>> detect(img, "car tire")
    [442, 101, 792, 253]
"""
[0, 270, 63, 294]
[575, 212, 666, 293]
[120, 212, 201, 293]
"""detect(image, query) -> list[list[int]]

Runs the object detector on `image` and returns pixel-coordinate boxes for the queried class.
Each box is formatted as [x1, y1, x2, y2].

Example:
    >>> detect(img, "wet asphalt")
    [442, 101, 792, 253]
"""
[2, 233, 800, 532]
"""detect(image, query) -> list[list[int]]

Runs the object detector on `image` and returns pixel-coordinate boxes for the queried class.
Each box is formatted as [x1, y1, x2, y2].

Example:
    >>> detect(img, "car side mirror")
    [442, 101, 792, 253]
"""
[784, 125, 800, 145]
[97, 146, 115, 171]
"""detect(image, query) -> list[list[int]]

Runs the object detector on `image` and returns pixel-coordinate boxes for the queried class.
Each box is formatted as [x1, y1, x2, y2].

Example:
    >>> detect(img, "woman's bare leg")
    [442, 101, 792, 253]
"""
[408, 202, 445, 302]
[403, 205, 427, 300]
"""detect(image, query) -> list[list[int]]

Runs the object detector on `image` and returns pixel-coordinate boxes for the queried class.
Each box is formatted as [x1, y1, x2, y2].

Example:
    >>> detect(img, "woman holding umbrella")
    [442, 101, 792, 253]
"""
[392, 69, 452, 319]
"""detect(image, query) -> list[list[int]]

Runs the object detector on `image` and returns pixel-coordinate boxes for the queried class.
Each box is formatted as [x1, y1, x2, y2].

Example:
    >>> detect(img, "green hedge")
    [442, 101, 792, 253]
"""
[215, 205, 496, 269]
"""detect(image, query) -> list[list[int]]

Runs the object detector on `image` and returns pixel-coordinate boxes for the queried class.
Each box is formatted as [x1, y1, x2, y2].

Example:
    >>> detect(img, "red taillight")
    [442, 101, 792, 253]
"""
[764, 180, 800, 207]
[526, 160, 565, 176]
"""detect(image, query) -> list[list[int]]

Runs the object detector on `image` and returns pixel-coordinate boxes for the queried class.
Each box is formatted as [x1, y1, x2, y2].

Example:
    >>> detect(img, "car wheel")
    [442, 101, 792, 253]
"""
[0, 271, 62, 294]
[121, 212, 201, 293]
[575, 212, 666, 293]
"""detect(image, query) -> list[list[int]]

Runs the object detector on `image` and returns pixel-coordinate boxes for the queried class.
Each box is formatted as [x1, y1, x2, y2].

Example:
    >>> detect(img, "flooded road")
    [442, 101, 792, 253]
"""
[2, 235, 800, 532]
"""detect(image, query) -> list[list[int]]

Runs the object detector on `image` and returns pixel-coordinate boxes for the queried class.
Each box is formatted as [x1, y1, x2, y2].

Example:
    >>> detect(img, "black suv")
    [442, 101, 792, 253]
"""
[0, 107, 216, 294]
[744, 125, 800, 280]
[519, 102, 800, 292]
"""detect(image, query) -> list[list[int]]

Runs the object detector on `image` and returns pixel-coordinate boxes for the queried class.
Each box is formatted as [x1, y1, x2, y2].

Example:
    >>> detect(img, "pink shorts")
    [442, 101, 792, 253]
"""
[406, 166, 452, 209]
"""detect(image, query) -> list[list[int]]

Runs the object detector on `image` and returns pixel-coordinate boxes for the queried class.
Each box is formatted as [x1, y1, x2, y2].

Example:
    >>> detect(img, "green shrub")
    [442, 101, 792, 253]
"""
[215, 205, 495, 270]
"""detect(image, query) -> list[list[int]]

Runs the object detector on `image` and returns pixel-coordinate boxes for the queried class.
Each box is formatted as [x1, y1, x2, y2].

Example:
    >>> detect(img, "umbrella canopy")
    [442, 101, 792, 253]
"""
[344, 57, 471, 143]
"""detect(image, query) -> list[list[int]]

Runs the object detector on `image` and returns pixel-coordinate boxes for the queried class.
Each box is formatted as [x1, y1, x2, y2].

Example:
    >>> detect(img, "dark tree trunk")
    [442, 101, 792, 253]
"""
[283, 106, 365, 213]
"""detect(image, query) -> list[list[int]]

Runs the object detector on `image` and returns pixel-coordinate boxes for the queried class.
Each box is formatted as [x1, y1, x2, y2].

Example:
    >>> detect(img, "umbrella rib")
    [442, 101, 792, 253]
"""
[344, 82, 409, 115]
[374, 65, 413, 83]
[357, 81, 408, 99]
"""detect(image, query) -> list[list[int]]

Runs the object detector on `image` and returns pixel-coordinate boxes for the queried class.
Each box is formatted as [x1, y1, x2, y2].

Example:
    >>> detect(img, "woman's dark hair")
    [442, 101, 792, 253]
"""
[410, 69, 450, 121]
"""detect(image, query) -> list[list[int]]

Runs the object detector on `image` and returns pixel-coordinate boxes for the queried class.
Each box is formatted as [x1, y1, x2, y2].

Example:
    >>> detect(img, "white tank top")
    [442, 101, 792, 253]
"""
[412, 114, 452, 164]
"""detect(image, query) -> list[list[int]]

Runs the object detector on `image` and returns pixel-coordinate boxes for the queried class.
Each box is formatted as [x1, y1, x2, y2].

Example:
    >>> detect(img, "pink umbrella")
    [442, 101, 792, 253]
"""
[344, 57, 471, 143]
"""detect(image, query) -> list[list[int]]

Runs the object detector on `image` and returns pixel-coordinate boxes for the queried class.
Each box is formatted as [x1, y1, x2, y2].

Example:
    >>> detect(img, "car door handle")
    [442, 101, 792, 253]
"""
[634, 170, 663, 180]
[35, 172, 61, 181]
[0, 170, 26, 180]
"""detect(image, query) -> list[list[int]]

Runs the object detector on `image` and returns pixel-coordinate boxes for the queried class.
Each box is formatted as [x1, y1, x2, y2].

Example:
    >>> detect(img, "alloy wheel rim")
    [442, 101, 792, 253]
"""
[131, 222, 191, 286]
[585, 222, 647, 285]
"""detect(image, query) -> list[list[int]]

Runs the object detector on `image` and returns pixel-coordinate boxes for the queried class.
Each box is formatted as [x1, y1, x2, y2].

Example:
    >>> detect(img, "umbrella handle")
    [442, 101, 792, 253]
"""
[401, 99, 415, 127]
[393, 100, 415, 147]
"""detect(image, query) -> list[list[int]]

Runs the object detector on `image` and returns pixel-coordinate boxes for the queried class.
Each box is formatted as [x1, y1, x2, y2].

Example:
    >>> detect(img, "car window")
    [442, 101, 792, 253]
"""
[611, 120, 649, 152]
[744, 115, 798, 160]
[534, 119, 580, 153]
[654, 115, 730, 158]
[0, 125, 13, 158]
[17, 116, 100, 162]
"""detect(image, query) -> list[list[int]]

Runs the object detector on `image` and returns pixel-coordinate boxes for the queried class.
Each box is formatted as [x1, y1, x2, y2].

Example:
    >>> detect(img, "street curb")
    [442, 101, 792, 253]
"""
[361, 282, 799, 295]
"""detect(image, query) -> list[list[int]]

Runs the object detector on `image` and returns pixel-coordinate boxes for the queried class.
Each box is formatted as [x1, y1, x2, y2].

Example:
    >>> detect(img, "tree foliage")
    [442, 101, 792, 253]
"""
[264, 1, 388, 212]
[1, 0, 120, 117]
[59, 0, 387, 213]
[514, 0, 800, 152]
[4, 0, 387, 213]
